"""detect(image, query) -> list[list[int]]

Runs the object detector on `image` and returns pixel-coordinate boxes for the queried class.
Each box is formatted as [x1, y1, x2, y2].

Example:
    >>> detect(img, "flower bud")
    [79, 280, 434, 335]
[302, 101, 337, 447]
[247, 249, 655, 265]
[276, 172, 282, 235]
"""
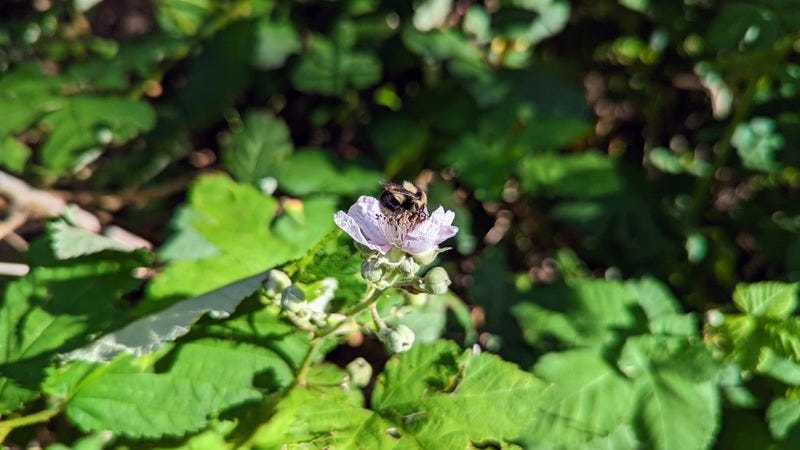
[263, 270, 292, 300]
[412, 248, 438, 265]
[309, 311, 328, 328]
[280, 285, 306, 313]
[422, 267, 451, 295]
[379, 324, 415, 353]
[361, 259, 384, 283]
[346, 357, 373, 387]
[384, 247, 406, 264]
[398, 257, 420, 277]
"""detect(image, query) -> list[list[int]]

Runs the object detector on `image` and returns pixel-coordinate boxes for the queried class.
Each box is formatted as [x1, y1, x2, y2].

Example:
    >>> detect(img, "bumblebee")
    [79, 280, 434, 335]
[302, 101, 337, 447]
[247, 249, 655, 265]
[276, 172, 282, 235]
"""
[379, 180, 428, 226]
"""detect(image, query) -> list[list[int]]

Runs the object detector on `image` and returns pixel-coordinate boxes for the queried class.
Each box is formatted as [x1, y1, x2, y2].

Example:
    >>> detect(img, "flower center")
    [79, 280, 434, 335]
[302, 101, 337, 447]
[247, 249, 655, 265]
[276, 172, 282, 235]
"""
[374, 210, 428, 244]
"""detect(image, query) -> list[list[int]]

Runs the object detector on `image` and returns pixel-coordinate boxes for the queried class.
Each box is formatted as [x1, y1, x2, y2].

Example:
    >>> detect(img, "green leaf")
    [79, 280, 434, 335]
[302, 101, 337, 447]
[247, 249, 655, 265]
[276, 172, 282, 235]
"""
[47, 338, 292, 438]
[39, 96, 156, 172]
[290, 36, 382, 96]
[511, 279, 643, 349]
[441, 135, 519, 200]
[177, 21, 254, 129]
[222, 112, 294, 186]
[618, 335, 719, 383]
[0, 244, 149, 413]
[519, 152, 623, 198]
[757, 349, 800, 385]
[0, 136, 31, 173]
[252, 20, 301, 70]
[731, 117, 783, 173]
[155, 0, 213, 36]
[0, 64, 63, 137]
[619, 336, 720, 450]
[62, 271, 270, 362]
[250, 365, 403, 448]
[768, 397, 800, 440]
[372, 340, 548, 448]
[49, 221, 133, 259]
[147, 174, 335, 301]
[733, 282, 799, 318]
[157, 208, 220, 262]
[275, 149, 382, 196]
[523, 350, 636, 448]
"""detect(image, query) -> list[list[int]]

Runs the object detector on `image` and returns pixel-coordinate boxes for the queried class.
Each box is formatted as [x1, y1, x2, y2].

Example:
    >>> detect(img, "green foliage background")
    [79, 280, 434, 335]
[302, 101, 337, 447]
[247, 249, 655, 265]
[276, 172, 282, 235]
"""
[2, 0, 800, 448]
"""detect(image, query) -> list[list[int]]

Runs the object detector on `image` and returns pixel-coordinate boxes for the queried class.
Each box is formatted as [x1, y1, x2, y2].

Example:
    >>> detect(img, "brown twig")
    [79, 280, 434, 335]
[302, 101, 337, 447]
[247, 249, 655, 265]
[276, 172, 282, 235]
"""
[0, 171, 153, 272]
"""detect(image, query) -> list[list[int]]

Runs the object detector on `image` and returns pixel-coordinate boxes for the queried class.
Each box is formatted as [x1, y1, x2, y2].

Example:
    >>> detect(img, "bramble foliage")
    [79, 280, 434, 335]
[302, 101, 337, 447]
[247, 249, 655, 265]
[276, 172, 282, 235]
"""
[3, 0, 800, 449]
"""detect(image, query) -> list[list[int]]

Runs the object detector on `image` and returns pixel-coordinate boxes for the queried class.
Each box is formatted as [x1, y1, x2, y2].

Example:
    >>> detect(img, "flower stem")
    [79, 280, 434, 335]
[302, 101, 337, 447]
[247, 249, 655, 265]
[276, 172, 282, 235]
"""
[294, 285, 384, 386]
[369, 303, 387, 331]
[0, 404, 62, 442]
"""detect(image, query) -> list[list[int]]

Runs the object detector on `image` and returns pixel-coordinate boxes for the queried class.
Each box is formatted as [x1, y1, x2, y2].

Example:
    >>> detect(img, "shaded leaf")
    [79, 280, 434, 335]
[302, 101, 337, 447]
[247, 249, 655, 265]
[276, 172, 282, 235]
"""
[519, 152, 623, 198]
[291, 36, 382, 96]
[223, 112, 293, 186]
[40, 96, 156, 173]
[275, 149, 382, 196]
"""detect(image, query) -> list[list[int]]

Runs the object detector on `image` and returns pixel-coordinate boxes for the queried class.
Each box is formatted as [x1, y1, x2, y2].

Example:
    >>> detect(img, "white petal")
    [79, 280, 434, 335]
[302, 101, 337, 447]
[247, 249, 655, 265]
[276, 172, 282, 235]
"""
[334, 196, 396, 254]
[347, 196, 391, 245]
[401, 208, 458, 255]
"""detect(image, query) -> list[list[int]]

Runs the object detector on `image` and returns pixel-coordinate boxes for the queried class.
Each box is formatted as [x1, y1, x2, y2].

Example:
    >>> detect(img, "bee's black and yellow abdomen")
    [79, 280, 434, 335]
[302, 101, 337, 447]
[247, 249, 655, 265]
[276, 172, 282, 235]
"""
[379, 180, 429, 223]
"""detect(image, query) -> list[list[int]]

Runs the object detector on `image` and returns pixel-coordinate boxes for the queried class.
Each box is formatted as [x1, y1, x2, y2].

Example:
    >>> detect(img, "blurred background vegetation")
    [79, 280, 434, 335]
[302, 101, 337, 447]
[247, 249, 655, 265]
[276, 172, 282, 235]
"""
[3, 0, 800, 447]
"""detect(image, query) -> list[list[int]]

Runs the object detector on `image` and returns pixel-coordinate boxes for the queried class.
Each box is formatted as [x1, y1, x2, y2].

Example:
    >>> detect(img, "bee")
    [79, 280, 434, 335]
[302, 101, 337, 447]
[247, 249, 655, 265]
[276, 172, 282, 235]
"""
[379, 180, 428, 227]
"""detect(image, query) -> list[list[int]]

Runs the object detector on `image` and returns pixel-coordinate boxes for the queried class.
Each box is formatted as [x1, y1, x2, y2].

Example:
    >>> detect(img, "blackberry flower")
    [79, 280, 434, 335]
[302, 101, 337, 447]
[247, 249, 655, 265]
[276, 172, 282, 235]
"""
[334, 195, 458, 256]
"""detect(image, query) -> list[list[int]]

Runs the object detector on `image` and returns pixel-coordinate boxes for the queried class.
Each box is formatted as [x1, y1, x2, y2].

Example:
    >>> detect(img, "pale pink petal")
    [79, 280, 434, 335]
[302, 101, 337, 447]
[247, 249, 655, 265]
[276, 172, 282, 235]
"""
[334, 211, 391, 253]
[334, 197, 458, 256]
[346, 196, 388, 245]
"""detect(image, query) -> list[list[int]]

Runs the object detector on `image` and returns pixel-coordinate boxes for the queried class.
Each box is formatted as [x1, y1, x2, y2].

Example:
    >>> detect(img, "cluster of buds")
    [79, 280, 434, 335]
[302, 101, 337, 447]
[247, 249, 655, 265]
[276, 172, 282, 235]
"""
[262, 270, 352, 334]
[360, 247, 451, 295]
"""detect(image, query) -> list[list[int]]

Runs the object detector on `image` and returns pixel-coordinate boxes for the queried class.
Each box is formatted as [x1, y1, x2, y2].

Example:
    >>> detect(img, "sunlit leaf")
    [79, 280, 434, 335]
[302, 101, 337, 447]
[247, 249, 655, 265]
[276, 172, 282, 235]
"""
[0, 242, 149, 413]
[47, 338, 292, 438]
[523, 350, 636, 448]
[146, 174, 334, 301]
[373, 340, 548, 448]
[733, 281, 799, 318]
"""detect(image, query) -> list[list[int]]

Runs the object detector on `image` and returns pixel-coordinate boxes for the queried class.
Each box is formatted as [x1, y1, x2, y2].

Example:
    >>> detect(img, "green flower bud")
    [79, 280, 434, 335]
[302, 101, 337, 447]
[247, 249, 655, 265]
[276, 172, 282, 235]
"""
[346, 357, 373, 388]
[384, 247, 407, 264]
[263, 270, 292, 300]
[309, 311, 328, 327]
[422, 267, 451, 295]
[361, 259, 384, 283]
[280, 285, 306, 313]
[412, 249, 438, 265]
[398, 257, 420, 277]
[379, 324, 415, 353]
